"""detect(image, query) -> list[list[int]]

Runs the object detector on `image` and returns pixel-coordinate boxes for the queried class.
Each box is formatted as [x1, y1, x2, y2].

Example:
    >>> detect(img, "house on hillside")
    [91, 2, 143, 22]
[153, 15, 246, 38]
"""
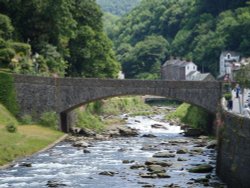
[161, 58, 215, 81]
[161, 59, 197, 80]
[219, 51, 241, 80]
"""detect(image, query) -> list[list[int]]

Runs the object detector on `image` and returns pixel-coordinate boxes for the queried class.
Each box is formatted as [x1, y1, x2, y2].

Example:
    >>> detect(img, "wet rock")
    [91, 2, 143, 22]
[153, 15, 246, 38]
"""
[130, 164, 146, 170]
[147, 165, 166, 173]
[206, 140, 217, 149]
[141, 145, 159, 151]
[46, 180, 66, 187]
[188, 164, 213, 173]
[118, 148, 127, 152]
[83, 149, 91, 153]
[70, 127, 96, 137]
[176, 148, 188, 154]
[189, 148, 203, 155]
[153, 151, 176, 158]
[142, 184, 155, 187]
[177, 157, 188, 161]
[72, 141, 89, 148]
[118, 127, 138, 137]
[135, 120, 141, 123]
[157, 173, 171, 178]
[163, 183, 180, 188]
[95, 134, 107, 140]
[19, 162, 32, 167]
[169, 140, 189, 144]
[141, 134, 157, 138]
[145, 159, 172, 167]
[151, 124, 168, 130]
[139, 173, 157, 179]
[99, 171, 116, 176]
[193, 178, 209, 183]
[122, 160, 134, 164]
[184, 128, 203, 137]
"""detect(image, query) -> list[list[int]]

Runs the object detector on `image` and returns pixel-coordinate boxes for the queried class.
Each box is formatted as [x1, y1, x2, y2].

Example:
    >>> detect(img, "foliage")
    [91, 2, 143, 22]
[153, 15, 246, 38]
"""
[5, 123, 16, 133]
[68, 26, 120, 78]
[76, 109, 105, 132]
[111, 0, 250, 77]
[0, 73, 19, 115]
[0, 0, 120, 78]
[235, 63, 250, 89]
[121, 35, 170, 78]
[20, 114, 33, 125]
[96, 0, 141, 16]
[166, 103, 213, 132]
[0, 13, 13, 39]
[39, 111, 58, 129]
[224, 93, 232, 101]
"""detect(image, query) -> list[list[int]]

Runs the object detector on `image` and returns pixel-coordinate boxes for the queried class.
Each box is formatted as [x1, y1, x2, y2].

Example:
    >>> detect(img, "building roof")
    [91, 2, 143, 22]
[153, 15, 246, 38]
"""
[220, 51, 241, 57]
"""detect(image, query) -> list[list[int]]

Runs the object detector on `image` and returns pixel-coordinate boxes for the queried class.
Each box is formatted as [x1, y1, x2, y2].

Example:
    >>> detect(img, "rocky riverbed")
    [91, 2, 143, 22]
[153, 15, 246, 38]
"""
[0, 111, 226, 188]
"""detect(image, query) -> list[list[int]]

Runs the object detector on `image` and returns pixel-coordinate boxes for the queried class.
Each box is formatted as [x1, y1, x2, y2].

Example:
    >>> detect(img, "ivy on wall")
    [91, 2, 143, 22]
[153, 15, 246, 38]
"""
[0, 72, 19, 115]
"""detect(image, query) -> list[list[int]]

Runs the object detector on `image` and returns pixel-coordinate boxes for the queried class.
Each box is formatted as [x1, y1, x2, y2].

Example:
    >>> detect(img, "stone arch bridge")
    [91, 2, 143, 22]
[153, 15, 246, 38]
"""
[13, 75, 222, 132]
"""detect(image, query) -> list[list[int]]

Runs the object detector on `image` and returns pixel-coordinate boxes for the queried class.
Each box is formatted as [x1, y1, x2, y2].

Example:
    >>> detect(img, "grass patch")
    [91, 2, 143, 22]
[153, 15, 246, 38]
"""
[0, 103, 64, 166]
[0, 124, 63, 166]
[0, 103, 18, 125]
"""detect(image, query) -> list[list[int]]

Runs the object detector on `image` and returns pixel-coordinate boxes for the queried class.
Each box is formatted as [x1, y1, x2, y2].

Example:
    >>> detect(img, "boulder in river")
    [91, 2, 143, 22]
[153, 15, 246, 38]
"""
[70, 127, 96, 137]
[151, 124, 168, 130]
[184, 128, 203, 137]
[206, 140, 217, 149]
[72, 141, 89, 148]
[145, 159, 172, 167]
[118, 126, 138, 137]
[188, 164, 213, 173]
[130, 164, 146, 170]
[141, 145, 159, 151]
[141, 134, 157, 138]
[139, 173, 157, 179]
[19, 162, 32, 167]
[153, 151, 176, 158]
[147, 165, 166, 173]
[176, 148, 188, 154]
[46, 180, 67, 187]
[122, 160, 135, 164]
[99, 171, 116, 176]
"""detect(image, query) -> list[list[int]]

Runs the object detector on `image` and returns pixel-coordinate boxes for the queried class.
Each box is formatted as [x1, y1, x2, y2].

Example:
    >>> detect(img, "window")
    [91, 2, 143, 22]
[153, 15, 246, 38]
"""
[193, 66, 195, 70]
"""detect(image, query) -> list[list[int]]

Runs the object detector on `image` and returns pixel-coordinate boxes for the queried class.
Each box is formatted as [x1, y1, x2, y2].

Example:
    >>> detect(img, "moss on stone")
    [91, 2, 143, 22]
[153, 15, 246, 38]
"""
[0, 72, 19, 115]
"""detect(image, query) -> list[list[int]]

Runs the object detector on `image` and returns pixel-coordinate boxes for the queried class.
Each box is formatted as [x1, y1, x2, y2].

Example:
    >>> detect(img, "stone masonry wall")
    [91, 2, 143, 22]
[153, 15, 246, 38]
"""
[217, 109, 250, 188]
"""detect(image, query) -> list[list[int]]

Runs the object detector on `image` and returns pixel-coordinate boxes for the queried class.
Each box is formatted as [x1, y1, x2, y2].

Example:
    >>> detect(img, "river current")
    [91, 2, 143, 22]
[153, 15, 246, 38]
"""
[0, 113, 225, 188]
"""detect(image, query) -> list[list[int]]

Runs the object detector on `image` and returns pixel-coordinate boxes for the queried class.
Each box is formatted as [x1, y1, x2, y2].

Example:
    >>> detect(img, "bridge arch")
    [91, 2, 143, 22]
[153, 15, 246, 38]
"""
[13, 75, 222, 132]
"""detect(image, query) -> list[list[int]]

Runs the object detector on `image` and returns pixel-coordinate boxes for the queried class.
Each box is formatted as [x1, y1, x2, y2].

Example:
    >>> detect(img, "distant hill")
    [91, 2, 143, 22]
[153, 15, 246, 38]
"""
[96, 0, 141, 16]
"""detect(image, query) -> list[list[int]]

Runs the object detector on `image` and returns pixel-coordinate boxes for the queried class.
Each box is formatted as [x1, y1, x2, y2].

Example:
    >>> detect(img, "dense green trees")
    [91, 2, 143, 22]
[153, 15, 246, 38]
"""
[0, 0, 120, 78]
[96, 0, 141, 16]
[110, 0, 250, 78]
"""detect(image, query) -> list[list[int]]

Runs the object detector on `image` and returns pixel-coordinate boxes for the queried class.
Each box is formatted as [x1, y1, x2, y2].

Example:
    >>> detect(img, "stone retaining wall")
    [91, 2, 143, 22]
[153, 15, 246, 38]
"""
[217, 109, 250, 188]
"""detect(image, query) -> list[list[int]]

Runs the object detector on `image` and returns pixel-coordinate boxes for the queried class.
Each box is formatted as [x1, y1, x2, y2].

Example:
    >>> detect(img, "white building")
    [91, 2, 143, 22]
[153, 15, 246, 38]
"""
[219, 51, 241, 79]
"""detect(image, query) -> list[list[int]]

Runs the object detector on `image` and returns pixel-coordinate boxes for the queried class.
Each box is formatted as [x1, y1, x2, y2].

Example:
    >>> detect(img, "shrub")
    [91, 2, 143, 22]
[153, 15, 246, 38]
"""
[9, 42, 31, 54]
[39, 111, 58, 129]
[224, 93, 232, 101]
[20, 114, 33, 125]
[5, 123, 17, 133]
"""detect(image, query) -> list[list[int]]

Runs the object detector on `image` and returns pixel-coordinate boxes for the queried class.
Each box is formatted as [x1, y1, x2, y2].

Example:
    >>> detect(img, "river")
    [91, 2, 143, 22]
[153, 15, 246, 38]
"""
[0, 111, 225, 188]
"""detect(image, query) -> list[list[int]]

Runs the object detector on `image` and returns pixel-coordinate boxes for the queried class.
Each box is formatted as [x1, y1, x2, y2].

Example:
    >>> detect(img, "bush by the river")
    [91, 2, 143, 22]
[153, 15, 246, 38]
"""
[39, 111, 58, 130]
[166, 103, 214, 134]
[5, 123, 17, 133]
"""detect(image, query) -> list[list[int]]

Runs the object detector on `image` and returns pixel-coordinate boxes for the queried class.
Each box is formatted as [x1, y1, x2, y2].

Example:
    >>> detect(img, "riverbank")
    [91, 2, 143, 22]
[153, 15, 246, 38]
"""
[0, 104, 64, 167]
